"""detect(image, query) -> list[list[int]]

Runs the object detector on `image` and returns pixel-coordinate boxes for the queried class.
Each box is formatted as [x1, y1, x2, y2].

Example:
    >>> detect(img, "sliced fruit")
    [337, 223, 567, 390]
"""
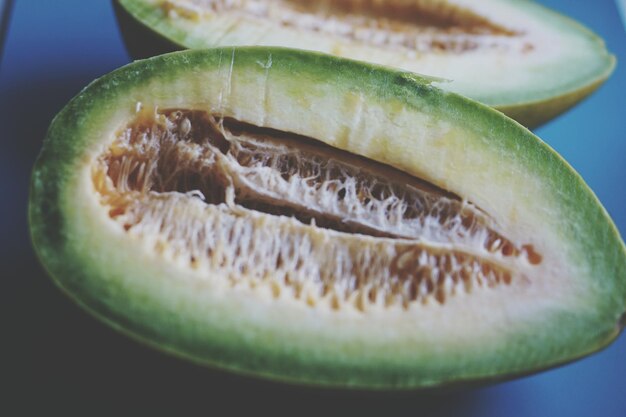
[29, 47, 626, 388]
[113, 0, 616, 127]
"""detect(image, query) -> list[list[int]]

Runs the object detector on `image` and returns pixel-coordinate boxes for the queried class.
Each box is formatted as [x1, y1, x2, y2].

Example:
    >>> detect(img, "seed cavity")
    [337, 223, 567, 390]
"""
[92, 106, 541, 311]
[163, 0, 529, 54]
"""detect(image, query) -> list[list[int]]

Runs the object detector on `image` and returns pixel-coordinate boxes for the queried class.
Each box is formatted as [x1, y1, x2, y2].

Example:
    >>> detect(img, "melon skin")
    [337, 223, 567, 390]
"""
[114, 0, 182, 60]
[112, 0, 615, 128]
[29, 47, 626, 389]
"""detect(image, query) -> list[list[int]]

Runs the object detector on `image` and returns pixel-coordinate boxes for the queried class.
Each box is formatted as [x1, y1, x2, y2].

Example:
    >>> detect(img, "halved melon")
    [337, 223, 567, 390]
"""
[30, 48, 626, 388]
[113, 0, 616, 127]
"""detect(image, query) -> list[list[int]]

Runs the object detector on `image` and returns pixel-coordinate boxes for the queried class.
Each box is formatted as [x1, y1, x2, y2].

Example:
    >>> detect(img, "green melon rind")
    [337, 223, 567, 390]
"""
[29, 47, 626, 388]
[490, 0, 616, 127]
[114, 0, 616, 128]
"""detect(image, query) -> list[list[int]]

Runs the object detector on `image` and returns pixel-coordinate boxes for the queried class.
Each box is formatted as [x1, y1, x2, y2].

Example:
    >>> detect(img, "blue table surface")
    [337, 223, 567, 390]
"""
[1, 1, 624, 414]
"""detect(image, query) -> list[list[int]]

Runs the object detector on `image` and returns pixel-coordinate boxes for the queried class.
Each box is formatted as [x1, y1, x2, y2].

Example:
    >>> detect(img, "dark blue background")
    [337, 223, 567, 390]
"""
[1, 1, 624, 414]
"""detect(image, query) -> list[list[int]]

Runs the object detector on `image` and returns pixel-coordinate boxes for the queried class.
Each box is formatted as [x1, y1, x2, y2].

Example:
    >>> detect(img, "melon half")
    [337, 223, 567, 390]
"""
[114, 0, 616, 127]
[30, 48, 626, 388]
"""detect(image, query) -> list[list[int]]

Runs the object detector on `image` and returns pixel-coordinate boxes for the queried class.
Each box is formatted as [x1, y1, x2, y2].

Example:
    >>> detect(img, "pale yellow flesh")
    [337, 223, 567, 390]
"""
[94, 107, 543, 311]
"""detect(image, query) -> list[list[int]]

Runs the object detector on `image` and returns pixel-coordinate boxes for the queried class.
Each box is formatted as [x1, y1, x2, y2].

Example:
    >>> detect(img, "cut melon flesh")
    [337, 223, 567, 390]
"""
[116, 0, 615, 127]
[30, 48, 626, 388]
[96, 108, 542, 308]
